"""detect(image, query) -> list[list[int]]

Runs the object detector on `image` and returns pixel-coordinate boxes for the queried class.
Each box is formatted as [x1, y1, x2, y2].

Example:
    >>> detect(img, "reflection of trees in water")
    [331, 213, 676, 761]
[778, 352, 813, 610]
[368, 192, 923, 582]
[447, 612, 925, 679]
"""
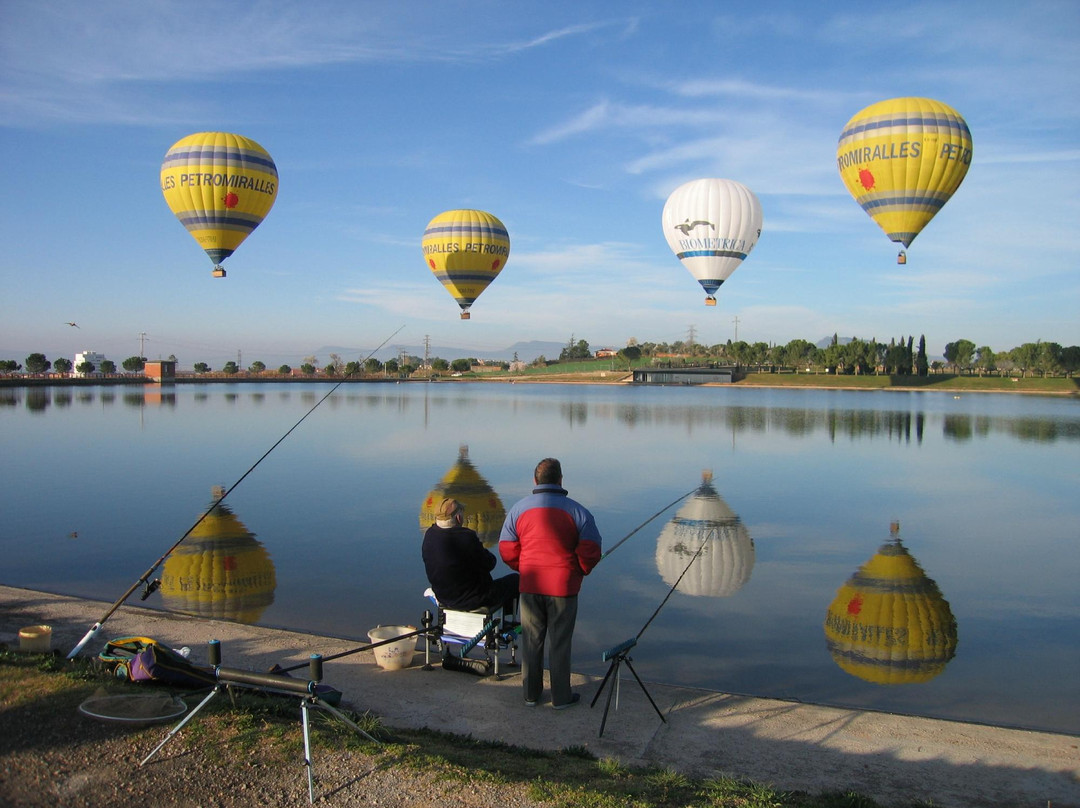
[123, 392, 144, 408]
[945, 413, 1077, 443]
[560, 402, 588, 426]
[605, 402, 1075, 444]
[608, 404, 924, 443]
[26, 390, 49, 412]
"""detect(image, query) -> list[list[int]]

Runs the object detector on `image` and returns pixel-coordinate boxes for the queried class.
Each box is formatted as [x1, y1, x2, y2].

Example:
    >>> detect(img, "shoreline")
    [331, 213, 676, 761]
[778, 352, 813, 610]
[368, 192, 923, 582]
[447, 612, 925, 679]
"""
[2, 372, 1076, 397]
[2, 584, 1078, 808]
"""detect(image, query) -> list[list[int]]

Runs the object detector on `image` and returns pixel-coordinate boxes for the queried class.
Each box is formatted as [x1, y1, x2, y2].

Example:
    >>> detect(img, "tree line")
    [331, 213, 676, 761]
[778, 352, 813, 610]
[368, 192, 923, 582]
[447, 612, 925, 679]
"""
[4, 336, 1078, 379]
[601, 335, 1079, 377]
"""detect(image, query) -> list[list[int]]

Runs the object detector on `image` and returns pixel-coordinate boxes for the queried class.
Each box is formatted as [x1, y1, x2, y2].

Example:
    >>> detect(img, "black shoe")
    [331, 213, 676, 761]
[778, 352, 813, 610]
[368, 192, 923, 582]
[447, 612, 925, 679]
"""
[552, 693, 580, 710]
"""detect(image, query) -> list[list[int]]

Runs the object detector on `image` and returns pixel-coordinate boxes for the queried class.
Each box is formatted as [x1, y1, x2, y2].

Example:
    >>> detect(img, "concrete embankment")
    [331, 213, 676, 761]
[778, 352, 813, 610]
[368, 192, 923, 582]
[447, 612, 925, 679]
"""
[1, 585, 1077, 808]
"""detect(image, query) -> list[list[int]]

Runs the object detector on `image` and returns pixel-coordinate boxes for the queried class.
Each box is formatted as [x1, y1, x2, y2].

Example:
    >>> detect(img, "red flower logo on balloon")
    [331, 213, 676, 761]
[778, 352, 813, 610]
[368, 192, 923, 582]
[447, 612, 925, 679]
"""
[846, 594, 863, 616]
[858, 169, 875, 191]
[223, 192, 239, 209]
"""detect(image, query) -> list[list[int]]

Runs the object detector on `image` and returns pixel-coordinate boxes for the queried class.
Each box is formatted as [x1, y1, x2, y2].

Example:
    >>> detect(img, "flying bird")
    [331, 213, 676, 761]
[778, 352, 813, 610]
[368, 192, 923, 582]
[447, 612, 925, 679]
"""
[65, 322, 80, 328]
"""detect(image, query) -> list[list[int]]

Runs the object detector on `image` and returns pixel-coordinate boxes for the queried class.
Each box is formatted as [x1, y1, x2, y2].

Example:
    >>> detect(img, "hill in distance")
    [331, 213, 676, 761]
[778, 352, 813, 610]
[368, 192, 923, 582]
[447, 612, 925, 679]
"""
[311, 340, 565, 365]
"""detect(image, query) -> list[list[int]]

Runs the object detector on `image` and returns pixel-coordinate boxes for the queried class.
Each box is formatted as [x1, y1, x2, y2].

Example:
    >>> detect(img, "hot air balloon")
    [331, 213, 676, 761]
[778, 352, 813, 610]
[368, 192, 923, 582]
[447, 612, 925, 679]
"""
[655, 471, 754, 597]
[160, 132, 278, 278]
[824, 522, 957, 685]
[160, 487, 276, 623]
[419, 446, 506, 547]
[837, 97, 972, 264]
[662, 178, 763, 306]
[422, 209, 510, 319]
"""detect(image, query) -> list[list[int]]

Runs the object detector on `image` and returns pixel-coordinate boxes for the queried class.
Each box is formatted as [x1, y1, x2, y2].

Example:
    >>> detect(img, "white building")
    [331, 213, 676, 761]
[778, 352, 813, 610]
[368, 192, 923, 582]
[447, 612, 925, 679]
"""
[74, 350, 107, 376]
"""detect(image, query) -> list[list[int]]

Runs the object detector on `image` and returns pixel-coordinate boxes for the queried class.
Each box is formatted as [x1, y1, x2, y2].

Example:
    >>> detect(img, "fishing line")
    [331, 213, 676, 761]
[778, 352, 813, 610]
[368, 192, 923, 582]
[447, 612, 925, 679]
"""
[67, 325, 406, 659]
[272, 488, 700, 669]
[599, 486, 698, 561]
[592, 527, 714, 736]
[633, 527, 713, 642]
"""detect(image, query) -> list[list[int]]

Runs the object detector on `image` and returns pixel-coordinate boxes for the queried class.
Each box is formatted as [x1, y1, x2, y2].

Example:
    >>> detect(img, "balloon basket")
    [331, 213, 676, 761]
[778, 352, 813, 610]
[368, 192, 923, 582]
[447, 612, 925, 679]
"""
[212, 266, 226, 278]
[705, 297, 717, 307]
[896, 250, 907, 265]
[459, 311, 471, 320]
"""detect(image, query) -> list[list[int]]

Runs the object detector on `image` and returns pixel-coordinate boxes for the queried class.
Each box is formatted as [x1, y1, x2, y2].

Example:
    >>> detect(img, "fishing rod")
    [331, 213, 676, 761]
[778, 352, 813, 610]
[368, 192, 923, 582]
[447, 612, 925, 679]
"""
[67, 325, 406, 659]
[599, 486, 698, 561]
[270, 487, 701, 670]
[592, 527, 714, 736]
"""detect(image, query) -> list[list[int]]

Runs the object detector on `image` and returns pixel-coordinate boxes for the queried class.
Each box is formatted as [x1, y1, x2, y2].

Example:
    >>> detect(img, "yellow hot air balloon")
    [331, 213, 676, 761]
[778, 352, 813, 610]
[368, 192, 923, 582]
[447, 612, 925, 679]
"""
[655, 471, 754, 597]
[160, 488, 276, 623]
[824, 522, 957, 685]
[837, 98, 972, 263]
[419, 445, 506, 546]
[422, 209, 510, 319]
[161, 132, 278, 278]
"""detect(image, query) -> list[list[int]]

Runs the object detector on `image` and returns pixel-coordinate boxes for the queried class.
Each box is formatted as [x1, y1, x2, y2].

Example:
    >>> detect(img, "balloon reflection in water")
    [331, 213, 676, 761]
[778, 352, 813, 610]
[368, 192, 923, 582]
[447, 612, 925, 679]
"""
[419, 446, 506, 547]
[655, 471, 754, 597]
[824, 522, 957, 685]
[160, 487, 276, 623]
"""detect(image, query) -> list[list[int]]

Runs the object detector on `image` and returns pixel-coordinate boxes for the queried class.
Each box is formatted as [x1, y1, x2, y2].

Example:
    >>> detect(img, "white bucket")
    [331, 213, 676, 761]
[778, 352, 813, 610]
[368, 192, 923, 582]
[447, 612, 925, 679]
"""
[19, 625, 52, 653]
[367, 625, 416, 670]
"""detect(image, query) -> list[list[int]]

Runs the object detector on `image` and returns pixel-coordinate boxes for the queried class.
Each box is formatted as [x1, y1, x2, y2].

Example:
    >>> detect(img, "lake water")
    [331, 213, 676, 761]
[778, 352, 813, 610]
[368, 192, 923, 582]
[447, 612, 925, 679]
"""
[2, 381, 1077, 734]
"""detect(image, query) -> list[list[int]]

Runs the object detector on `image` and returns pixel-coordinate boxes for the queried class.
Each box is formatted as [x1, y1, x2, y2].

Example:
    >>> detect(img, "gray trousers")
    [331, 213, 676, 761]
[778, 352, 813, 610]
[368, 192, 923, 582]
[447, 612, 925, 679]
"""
[520, 592, 578, 706]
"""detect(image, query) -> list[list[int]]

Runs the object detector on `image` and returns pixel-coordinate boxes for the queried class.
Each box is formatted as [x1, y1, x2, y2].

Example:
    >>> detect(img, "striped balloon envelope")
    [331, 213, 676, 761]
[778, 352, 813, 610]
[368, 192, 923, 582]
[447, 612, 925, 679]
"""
[161, 132, 278, 278]
[422, 209, 510, 319]
[824, 522, 957, 685]
[419, 445, 505, 547]
[837, 97, 972, 263]
[160, 489, 276, 624]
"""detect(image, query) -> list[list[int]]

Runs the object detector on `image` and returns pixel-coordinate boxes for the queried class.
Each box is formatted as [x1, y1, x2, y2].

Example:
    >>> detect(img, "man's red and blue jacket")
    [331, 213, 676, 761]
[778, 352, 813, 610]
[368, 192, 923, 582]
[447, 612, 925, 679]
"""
[499, 483, 602, 597]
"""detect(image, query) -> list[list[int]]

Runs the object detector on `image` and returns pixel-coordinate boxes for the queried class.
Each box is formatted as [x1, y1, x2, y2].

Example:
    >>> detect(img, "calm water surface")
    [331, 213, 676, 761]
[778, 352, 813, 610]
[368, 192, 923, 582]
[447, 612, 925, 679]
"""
[2, 381, 1077, 734]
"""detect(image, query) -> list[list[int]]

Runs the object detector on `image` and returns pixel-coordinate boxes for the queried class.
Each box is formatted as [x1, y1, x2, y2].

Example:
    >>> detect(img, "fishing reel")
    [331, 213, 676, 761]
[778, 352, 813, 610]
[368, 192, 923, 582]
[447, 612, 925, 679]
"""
[140, 578, 161, 601]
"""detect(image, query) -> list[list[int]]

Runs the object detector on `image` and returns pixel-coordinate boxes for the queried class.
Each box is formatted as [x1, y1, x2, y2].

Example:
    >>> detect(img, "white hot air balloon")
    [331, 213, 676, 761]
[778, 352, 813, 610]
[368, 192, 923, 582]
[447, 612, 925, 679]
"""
[662, 178, 763, 306]
[655, 472, 755, 598]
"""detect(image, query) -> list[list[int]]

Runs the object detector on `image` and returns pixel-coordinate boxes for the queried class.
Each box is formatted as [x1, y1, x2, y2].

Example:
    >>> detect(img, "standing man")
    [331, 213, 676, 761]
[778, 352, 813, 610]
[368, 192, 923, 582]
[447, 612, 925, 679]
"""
[499, 458, 602, 709]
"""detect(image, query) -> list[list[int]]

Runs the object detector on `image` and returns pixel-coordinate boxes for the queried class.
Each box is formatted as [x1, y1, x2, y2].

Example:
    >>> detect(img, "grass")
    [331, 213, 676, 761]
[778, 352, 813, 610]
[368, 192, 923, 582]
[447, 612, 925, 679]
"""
[0, 649, 943, 808]
[736, 372, 1077, 394]
[448, 361, 1077, 396]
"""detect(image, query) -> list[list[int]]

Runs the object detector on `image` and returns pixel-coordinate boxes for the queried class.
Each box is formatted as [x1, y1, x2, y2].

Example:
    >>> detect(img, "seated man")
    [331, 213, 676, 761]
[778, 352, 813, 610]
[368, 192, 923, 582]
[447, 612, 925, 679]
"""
[422, 498, 518, 616]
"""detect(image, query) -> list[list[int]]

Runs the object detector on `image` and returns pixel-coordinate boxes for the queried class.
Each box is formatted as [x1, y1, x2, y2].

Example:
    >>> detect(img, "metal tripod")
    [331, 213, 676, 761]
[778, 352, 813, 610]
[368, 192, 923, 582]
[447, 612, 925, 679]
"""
[140, 640, 378, 804]
[589, 637, 665, 737]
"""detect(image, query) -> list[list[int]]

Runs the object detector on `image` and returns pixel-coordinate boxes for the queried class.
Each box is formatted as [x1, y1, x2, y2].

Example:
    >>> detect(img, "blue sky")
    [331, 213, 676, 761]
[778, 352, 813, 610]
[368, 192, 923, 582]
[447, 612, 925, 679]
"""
[1, 1, 1077, 368]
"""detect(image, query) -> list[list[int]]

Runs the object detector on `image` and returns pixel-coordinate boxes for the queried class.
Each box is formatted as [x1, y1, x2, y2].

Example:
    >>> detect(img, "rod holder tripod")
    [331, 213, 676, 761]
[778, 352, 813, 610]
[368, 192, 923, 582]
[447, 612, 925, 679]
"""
[140, 639, 378, 805]
[589, 637, 666, 737]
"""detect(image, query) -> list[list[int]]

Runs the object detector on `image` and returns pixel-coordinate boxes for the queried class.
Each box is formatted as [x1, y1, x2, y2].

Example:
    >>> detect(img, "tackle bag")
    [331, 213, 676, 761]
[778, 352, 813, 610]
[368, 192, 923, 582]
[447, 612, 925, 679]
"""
[98, 636, 217, 688]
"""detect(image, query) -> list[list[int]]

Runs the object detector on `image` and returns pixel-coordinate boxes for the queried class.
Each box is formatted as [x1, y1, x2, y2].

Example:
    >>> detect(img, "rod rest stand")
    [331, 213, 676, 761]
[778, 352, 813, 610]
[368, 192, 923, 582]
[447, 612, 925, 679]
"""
[140, 639, 377, 805]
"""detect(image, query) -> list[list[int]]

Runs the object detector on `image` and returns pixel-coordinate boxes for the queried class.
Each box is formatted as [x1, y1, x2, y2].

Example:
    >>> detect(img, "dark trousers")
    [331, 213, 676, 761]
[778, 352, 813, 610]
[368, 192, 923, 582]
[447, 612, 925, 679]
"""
[520, 592, 578, 706]
[483, 573, 520, 617]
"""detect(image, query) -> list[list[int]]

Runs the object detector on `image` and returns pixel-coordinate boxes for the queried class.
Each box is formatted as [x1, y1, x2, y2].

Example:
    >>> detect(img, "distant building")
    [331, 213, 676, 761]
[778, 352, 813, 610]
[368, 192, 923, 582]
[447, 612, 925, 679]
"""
[632, 366, 736, 385]
[74, 350, 106, 377]
[595, 348, 616, 359]
[144, 360, 176, 383]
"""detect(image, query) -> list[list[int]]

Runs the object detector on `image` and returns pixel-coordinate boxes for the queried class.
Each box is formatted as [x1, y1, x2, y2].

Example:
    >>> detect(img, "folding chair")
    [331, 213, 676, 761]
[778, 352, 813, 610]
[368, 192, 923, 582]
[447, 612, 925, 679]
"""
[422, 588, 518, 677]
